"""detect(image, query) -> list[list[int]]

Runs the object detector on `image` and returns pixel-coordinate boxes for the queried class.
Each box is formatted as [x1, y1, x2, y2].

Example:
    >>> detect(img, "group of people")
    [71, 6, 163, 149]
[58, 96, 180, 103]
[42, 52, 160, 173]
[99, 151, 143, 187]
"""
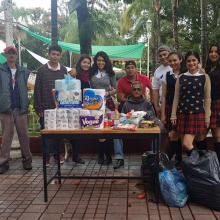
[0, 42, 220, 174]
[154, 44, 220, 166]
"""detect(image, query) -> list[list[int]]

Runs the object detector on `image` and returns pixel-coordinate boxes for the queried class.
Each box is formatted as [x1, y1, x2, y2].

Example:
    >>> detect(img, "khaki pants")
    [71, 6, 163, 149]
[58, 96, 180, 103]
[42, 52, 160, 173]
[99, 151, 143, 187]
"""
[0, 109, 32, 165]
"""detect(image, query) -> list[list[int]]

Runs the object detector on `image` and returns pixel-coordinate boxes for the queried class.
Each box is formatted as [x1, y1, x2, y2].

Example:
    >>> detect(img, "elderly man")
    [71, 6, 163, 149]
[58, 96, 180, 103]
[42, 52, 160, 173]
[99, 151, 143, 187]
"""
[114, 61, 152, 169]
[0, 46, 32, 174]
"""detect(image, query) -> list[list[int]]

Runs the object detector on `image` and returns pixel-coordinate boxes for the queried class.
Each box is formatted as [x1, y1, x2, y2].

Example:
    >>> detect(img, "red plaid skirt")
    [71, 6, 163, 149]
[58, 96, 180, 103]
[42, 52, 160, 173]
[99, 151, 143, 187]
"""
[177, 113, 207, 135]
[210, 99, 220, 129]
[165, 105, 177, 131]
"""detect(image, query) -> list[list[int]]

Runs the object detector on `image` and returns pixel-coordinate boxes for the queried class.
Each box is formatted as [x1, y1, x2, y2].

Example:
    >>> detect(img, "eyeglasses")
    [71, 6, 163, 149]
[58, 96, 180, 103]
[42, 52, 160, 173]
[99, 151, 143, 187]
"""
[132, 88, 142, 91]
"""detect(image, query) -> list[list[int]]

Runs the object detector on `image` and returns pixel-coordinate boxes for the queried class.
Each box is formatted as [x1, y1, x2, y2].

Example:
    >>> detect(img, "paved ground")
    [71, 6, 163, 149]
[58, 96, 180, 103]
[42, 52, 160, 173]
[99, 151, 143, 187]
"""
[0, 155, 219, 220]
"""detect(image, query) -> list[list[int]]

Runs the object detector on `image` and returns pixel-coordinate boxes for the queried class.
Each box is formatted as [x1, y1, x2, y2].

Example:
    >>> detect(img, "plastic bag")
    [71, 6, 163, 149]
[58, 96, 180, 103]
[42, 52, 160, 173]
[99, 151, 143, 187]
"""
[142, 151, 171, 173]
[182, 150, 220, 211]
[159, 168, 188, 207]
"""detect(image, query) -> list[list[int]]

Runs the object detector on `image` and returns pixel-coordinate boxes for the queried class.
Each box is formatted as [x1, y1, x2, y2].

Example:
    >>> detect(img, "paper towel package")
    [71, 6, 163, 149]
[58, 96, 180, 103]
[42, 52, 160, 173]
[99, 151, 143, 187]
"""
[44, 109, 56, 130]
[83, 89, 105, 111]
[79, 109, 104, 129]
[55, 90, 82, 108]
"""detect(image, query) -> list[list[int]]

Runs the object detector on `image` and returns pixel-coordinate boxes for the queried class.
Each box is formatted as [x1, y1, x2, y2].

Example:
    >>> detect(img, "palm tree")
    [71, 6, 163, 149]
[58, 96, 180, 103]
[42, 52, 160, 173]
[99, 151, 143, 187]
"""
[200, 0, 208, 66]
[171, 0, 179, 51]
[68, 0, 92, 54]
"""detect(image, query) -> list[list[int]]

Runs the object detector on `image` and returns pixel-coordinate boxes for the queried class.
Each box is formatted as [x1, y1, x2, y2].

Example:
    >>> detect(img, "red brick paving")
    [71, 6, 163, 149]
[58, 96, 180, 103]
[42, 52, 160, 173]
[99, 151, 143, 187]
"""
[0, 155, 219, 220]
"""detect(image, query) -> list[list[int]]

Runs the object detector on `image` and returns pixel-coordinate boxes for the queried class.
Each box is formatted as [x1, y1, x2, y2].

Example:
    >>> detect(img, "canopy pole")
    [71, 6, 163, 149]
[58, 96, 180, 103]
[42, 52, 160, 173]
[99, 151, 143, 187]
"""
[69, 51, 72, 67]
[18, 36, 21, 66]
[139, 59, 142, 74]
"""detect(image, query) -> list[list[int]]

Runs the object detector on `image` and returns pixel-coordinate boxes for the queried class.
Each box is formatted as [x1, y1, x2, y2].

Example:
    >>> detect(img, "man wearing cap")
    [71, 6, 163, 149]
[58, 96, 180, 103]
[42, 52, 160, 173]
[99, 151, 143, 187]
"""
[117, 60, 152, 109]
[0, 46, 32, 174]
[152, 45, 172, 116]
[114, 60, 152, 169]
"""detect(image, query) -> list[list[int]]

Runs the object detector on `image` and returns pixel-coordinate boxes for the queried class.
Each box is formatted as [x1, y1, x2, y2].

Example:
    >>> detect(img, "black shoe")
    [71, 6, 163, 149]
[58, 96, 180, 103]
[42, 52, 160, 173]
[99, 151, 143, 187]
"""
[103, 157, 112, 166]
[113, 159, 124, 169]
[0, 162, 9, 174]
[73, 158, 85, 164]
[23, 160, 32, 170]
[98, 156, 104, 165]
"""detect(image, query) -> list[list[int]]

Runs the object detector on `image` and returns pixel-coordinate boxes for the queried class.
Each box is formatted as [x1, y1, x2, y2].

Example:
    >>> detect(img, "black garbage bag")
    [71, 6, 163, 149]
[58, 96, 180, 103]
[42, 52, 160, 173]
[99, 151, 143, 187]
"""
[142, 151, 172, 173]
[182, 150, 220, 211]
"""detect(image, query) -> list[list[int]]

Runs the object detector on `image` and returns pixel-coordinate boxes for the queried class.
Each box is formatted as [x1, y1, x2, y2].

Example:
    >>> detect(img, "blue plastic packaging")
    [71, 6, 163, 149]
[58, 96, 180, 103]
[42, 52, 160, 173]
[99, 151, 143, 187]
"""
[159, 168, 188, 207]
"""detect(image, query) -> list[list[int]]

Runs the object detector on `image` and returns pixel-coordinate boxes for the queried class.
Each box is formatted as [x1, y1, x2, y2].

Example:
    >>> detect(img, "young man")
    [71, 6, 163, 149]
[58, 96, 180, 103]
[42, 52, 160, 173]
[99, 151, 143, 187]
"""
[34, 45, 67, 165]
[117, 60, 152, 111]
[152, 46, 172, 116]
[0, 46, 32, 174]
[114, 61, 152, 169]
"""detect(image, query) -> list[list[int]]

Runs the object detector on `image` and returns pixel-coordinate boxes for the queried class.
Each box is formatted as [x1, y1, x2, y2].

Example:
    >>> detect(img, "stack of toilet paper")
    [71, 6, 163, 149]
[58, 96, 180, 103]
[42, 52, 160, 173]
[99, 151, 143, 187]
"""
[56, 109, 69, 130]
[44, 109, 81, 130]
[55, 90, 82, 108]
[44, 109, 56, 130]
[67, 109, 81, 129]
[79, 109, 104, 129]
[55, 75, 82, 108]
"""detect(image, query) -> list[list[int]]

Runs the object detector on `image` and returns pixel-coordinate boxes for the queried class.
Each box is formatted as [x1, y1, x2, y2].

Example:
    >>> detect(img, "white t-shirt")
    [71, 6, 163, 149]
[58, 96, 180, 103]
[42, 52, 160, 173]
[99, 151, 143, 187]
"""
[152, 65, 172, 101]
[11, 68, 16, 89]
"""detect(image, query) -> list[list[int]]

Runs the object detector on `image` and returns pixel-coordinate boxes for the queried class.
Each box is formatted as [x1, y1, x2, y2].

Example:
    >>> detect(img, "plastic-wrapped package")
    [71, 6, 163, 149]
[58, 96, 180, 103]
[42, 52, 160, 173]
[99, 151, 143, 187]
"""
[83, 89, 105, 111]
[159, 168, 188, 207]
[79, 109, 104, 129]
[44, 109, 56, 130]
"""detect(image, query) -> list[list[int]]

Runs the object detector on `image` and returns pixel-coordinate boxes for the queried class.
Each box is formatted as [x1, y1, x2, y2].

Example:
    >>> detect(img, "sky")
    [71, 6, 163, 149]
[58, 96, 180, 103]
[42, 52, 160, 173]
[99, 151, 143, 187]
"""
[1, 0, 51, 10]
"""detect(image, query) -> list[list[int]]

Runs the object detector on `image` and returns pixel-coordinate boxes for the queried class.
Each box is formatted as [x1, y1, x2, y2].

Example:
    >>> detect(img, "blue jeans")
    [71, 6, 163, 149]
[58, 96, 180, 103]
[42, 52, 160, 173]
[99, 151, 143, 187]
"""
[113, 139, 124, 160]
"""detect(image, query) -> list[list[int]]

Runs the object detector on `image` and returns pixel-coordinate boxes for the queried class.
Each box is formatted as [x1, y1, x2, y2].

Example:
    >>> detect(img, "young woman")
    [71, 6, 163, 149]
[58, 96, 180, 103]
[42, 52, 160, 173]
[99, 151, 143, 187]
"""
[75, 54, 92, 90]
[205, 44, 220, 160]
[171, 51, 211, 155]
[90, 51, 116, 165]
[161, 52, 184, 164]
[69, 55, 92, 164]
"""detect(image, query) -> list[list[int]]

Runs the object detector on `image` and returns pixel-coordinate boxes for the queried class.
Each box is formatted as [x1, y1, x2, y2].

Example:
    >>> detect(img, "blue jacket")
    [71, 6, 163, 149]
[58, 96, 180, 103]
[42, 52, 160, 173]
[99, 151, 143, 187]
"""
[0, 63, 30, 114]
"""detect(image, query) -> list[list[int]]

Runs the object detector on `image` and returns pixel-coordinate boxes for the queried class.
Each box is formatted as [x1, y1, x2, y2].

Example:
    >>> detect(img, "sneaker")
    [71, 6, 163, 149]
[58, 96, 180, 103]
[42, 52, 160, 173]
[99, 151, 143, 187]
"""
[0, 162, 9, 174]
[73, 158, 85, 164]
[23, 160, 32, 170]
[113, 159, 124, 169]
[54, 155, 65, 165]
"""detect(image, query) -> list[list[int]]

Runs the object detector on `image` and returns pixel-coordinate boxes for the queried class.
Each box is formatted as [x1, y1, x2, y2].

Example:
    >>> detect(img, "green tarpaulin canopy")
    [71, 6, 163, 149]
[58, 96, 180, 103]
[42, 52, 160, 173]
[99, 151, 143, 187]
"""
[0, 54, 6, 64]
[20, 26, 144, 60]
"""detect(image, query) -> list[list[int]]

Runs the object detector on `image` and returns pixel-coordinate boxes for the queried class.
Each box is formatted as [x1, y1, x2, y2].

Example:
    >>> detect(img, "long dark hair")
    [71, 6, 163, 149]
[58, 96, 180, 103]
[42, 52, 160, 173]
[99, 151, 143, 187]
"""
[168, 51, 187, 73]
[76, 54, 91, 75]
[205, 43, 220, 74]
[91, 51, 114, 76]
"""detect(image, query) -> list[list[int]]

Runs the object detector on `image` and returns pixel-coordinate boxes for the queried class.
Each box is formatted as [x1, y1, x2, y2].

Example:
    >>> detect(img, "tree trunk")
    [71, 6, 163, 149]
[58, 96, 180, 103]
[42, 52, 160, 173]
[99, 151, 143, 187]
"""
[171, 0, 179, 51]
[200, 0, 208, 66]
[51, 0, 58, 46]
[154, 0, 161, 48]
[76, 0, 92, 55]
